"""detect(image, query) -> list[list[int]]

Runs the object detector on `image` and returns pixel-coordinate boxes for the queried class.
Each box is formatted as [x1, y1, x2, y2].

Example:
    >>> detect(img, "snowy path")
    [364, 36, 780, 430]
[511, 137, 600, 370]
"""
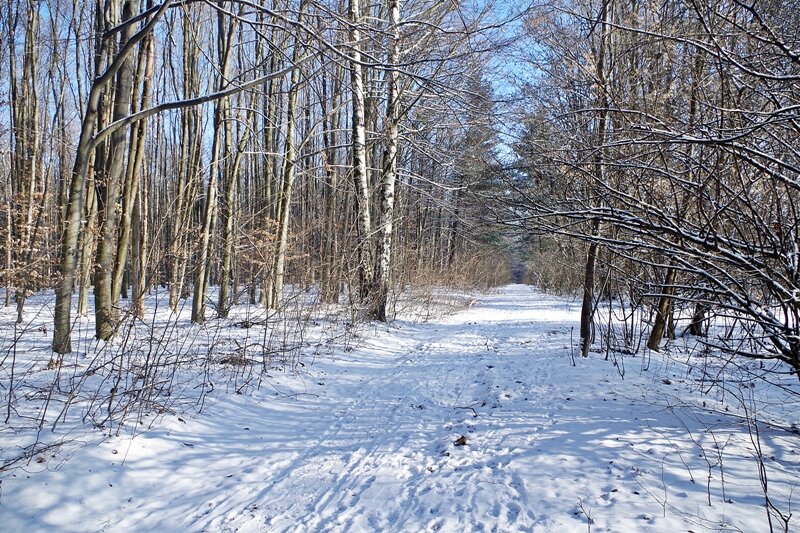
[183, 289, 575, 533]
[3, 285, 797, 532]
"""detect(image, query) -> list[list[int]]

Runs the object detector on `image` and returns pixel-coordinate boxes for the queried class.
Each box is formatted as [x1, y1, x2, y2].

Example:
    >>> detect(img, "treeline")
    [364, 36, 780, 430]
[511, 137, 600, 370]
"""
[0, 0, 510, 354]
[508, 0, 800, 374]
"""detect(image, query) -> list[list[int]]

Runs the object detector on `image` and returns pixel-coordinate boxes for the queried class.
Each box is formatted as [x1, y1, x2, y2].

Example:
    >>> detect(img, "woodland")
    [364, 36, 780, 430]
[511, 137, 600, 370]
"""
[1, 0, 800, 531]
[1, 0, 797, 367]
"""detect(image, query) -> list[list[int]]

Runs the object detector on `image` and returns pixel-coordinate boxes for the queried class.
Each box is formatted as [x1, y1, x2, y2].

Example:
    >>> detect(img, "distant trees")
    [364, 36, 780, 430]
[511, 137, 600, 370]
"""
[0, 0, 508, 354]
[6, 0, 43, 324]
[510, 0, 800, 374]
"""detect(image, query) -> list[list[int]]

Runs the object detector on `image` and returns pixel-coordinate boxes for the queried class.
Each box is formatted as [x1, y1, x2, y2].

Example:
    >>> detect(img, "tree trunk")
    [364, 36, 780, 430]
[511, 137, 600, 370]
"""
[192, 6, 238, 323]
[169, 8, 202, 311]
[647, 265, 677, 352]
[320, 53, 342, 304]
[77, 169, 98, 317]
[447, 188, 461, 268]
[8, 0, 41, 323]
[580, 0, 612, 357]
[53, 0, 172, 352]
[218, 100, 254, 316]
[112, 26, 154, 309]
[268, 0, 307, 310]
[215, 108, 237, 317]
[131, 167, 147, 319]
[94, 0, 137, 341]
[260, 32, 282, 307]
[580, 239, 598, 357]
[689, 303, 708, 337]
[349, 0, 373, 300]
[371, 0, 401, 321]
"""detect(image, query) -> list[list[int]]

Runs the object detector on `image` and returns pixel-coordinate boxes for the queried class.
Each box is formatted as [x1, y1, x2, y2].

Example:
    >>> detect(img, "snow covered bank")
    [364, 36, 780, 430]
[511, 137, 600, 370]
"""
[1, 285, 798, 532]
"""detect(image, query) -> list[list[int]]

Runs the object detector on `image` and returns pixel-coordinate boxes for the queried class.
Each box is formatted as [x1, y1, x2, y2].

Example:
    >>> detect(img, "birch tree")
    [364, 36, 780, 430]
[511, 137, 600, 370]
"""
[370, 0, 401, 321]
[348, 0, 374, 299]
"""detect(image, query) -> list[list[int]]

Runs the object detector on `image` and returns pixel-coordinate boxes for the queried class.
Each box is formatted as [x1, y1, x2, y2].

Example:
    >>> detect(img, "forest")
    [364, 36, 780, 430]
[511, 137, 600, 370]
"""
[1, 0, 508, 351]
[1, 0, 799, 531]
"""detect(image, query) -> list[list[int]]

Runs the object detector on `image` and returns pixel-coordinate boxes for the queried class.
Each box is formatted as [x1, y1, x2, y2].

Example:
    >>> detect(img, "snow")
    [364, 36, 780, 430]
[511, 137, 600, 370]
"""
[2, 285, 799, 532]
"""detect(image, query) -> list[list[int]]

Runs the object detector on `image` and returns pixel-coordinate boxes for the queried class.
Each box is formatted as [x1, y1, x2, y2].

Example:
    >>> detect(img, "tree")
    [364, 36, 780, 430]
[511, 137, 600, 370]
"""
[53, 0, 174, 353]
[37, 0, 507, 353]
[370, 0, 401, 321]
[348, 0, 374, 300]
[266, 0, 308, 310]
[508, 0, 800, 375]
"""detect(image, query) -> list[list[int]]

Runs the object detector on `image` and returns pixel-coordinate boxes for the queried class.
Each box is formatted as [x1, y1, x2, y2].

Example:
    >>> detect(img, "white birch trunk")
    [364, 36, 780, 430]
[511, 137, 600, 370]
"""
[371, 0, 401, 321]
[349, 0, 373, 299]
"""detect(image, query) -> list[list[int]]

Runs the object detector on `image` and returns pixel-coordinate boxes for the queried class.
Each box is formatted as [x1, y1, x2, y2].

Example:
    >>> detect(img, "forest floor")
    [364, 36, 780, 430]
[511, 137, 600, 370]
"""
[2, 285, 799, 532]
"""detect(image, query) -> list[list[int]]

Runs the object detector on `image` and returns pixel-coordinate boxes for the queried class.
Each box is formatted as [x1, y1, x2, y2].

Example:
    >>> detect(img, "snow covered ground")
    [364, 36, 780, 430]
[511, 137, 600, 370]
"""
[2, 285, 799, 532]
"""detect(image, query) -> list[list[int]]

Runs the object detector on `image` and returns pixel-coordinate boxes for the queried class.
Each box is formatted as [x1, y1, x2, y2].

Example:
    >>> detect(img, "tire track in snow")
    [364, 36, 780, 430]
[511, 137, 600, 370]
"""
[298, 335, 486, 532]
[186, 331, 421, 532]
[204, 288, 578, 532]
[350, 325, 551, 532]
